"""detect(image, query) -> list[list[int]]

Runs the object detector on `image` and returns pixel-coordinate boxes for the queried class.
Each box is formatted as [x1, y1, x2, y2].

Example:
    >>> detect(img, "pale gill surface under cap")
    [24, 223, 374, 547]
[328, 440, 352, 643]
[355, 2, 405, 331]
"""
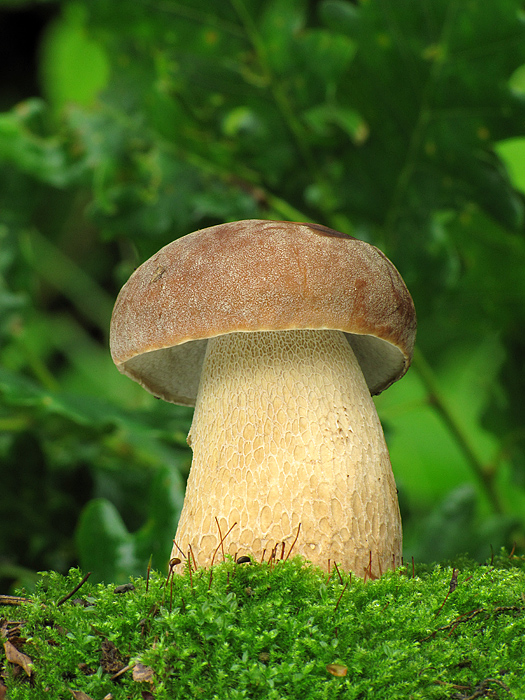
[171, 329, 402, 577]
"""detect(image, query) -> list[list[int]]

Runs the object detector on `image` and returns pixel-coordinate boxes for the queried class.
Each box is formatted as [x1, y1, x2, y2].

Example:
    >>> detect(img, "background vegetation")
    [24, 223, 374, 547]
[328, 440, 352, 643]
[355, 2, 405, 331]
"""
[1, 0, 525, 591]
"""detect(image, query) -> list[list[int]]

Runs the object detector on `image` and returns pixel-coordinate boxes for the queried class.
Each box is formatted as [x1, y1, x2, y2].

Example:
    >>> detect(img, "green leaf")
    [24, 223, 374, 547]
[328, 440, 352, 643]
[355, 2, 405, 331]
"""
[76, 498, 139, 583]
[135, 464, 185, 569]
[296, 29, 357, 84]
[495, 137, 525, 195]
[39, 2, 109, 111]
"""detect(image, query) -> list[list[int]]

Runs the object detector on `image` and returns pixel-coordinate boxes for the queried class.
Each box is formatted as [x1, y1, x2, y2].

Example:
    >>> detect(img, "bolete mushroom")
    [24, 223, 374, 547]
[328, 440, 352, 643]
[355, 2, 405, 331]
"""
[110, 220, 416, 577]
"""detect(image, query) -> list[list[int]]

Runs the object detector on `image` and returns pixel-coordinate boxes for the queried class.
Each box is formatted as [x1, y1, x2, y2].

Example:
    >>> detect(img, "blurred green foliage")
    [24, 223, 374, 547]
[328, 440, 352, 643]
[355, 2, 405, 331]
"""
[1, 0, 525, 589]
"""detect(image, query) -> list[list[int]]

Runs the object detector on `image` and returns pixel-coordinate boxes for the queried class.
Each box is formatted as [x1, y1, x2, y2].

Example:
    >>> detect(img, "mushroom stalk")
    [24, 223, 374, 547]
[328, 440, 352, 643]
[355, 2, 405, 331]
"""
[172, 329, 401, 576]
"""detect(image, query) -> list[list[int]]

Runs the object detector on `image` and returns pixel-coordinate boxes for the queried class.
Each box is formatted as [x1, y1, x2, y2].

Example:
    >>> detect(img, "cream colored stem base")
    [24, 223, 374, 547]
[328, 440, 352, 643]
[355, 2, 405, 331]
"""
[171, 329, 402, 577]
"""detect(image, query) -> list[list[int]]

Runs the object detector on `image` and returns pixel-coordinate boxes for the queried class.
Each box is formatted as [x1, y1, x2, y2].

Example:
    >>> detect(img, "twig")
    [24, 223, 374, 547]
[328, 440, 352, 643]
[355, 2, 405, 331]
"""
[187, 552, 193, 589]
[334, 580, 350, 613]
[332, 561, 344, 585]
[172, 540, 187, 560]
[283, 523, 301, 562]
[210, 521, 237, 567]
[110, 663, 134, 681]
[188, 545, 197, 571]
[442, 677, 512, 699]
[363, 552, 378, 582]
[215, 517, 225, 561]
[423, 603, 524, 644]
[0, 595, 30, 606]
[57, 572, 91, 606]
[434, 568, 458, 617]
[146, 555, 152, 594]
[421, 608, 485, 642]
[269, 544, 278, 567]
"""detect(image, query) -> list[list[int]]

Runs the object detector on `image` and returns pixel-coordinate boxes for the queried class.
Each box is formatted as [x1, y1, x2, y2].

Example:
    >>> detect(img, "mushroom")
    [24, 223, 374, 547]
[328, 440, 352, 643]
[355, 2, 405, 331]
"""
[110, 220, 416, 577]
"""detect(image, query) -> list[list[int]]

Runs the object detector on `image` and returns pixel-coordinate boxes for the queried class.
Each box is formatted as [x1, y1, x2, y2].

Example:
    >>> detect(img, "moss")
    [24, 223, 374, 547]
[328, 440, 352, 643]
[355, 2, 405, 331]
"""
[1, 553, 524, 699]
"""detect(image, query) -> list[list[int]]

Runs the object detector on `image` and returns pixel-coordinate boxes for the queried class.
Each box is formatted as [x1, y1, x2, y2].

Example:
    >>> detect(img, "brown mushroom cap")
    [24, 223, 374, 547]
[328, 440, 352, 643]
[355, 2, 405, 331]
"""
[110, 220, 416, 405]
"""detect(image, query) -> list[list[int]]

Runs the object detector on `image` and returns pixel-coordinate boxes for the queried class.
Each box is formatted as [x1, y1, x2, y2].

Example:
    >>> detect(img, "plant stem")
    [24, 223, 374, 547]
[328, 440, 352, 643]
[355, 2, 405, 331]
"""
[21, 229, 114, 336]
[412, 346, 504, 515]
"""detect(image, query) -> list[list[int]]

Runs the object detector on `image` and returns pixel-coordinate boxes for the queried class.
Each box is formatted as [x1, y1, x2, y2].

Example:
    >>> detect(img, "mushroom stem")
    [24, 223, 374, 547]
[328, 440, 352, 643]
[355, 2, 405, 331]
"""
[172, 329, 401, 576]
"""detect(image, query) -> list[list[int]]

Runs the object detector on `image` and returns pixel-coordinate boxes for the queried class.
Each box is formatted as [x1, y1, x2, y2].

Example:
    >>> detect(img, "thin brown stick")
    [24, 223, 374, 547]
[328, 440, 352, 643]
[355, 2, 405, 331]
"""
[363, 551, 379, 582]
[0, 595, 30, 606]
[110, 663, 134, 681]
[334, 581, 349, 613]
[332, 561, 343, 585]
[187, 552, 193, 589]
[188, 544, 197, 570]
[268, 544, 278, 569]
[215, 517, 225, 561]
[283, 523, 301, 561]
[172, 540, 187, 559]
[210, 521, 237, 567]
[146, 555, 152, 593]
[434, 568, 458, 617]
[57, 572, 92, 606]
[421, 608, 485, 642]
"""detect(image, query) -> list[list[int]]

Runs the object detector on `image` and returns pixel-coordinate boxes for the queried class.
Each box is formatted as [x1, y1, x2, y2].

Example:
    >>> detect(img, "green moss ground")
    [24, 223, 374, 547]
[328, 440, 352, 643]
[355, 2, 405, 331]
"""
[1, 553, 524, 699]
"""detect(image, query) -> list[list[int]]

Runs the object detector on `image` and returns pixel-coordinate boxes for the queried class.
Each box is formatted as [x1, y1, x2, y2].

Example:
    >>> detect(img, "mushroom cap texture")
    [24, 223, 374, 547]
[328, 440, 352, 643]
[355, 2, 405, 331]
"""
[110, 220, 416, 405]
